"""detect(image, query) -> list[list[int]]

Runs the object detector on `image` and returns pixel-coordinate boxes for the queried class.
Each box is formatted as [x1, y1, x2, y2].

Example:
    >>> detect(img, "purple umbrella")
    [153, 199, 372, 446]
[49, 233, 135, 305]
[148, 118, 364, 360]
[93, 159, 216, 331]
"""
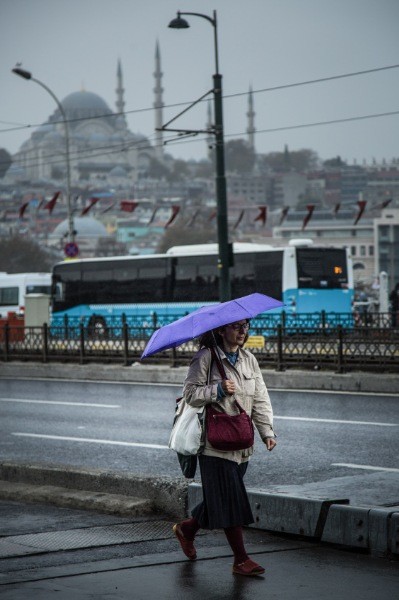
[141, 292, 284, 359]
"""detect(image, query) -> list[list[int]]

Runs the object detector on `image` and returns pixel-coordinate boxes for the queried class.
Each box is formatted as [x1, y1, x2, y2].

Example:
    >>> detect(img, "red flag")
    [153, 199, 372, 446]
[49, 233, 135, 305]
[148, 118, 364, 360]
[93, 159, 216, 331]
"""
[381, 197, 392, 209]
[44, 191, 61, 215]
[208, 209, 217, 221]
[81, 197, 100, 216]
[353, 200, 367, 225]
[165, 205, 180, 228]
[19, 202, 30, 219]
[120, 200, 138, 213]
[279, 207, 289, 225]
[148, 207, 158, 225]
[233, 209, 245, 230]
[302, 204, 315, 230]
[185, 209, 200, 227]
[333, 203, 341, 216]
[254, 206, 267, 226]
[101, 201, 116, 214]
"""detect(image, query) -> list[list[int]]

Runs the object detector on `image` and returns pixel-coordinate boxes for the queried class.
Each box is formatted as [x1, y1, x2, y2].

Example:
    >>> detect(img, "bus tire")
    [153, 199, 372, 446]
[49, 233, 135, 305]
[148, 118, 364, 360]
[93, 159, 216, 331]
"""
[87, 316, 108, 340]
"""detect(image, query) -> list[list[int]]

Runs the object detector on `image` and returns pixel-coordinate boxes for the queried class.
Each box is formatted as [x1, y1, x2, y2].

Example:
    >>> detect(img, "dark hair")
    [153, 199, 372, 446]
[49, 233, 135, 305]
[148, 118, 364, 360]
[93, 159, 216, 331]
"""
[198, 320, 250, 350]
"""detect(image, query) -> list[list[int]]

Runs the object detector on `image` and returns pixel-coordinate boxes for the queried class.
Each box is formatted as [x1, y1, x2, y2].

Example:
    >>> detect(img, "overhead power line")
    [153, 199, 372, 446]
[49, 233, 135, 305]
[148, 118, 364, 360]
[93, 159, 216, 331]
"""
[1, 62, 398, 134]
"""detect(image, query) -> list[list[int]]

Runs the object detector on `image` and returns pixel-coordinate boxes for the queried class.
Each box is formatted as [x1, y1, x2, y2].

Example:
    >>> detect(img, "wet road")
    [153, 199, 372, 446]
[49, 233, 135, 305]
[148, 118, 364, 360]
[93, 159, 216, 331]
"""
[1, 378, 398, 488]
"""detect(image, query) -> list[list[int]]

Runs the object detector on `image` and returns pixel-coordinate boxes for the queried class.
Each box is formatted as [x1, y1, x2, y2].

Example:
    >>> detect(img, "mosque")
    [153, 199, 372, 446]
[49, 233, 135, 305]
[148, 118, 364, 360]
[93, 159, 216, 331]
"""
[12, 44, 167, 187]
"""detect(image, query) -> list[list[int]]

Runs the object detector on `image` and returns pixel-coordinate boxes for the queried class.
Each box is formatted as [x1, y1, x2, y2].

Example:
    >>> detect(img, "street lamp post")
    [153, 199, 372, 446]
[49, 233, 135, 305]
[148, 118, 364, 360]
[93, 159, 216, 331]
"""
[168, 10, 231, 301]
[12, 67, 75, 245]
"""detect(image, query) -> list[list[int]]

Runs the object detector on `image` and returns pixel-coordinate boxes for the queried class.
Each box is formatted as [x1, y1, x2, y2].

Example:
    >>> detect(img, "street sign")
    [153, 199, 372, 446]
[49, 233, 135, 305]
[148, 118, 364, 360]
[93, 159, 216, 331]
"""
[64, 242, 79, 258]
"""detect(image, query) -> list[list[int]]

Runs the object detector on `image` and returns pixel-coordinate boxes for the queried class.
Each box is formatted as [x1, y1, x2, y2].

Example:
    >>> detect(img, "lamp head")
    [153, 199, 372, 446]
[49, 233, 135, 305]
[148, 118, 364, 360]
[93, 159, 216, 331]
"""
[168, 12, 190, 29]
[12, 67, 32, 80]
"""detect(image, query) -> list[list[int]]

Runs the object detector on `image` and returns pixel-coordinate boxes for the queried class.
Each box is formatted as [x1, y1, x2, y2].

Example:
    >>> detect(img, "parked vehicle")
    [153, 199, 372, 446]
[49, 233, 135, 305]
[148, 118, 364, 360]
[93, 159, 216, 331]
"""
[0, 272, 51, 319]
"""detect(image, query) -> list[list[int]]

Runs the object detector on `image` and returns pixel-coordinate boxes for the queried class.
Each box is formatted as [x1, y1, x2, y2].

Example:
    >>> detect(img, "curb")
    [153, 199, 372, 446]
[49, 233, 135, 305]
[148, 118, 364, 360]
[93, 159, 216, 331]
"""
[0, 462, 188, 520]
[1, 361, 399, 393]
[1, 462, 398, 559]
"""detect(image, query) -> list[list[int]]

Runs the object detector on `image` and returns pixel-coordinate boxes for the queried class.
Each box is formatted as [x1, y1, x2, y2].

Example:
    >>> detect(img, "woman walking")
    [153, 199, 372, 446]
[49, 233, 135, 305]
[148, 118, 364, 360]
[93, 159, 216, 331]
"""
[173, 319, 277, 576]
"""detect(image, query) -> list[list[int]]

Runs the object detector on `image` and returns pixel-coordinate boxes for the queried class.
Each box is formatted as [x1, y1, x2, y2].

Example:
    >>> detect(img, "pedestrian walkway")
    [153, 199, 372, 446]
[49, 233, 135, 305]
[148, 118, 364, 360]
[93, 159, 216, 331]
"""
[0, 500, 398, 599]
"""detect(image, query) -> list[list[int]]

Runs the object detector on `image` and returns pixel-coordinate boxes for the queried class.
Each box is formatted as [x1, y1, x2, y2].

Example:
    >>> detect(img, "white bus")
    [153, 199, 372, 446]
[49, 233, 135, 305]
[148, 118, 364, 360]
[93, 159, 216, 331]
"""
[51, 240, 354, 332]
[0, 272, 51, 319]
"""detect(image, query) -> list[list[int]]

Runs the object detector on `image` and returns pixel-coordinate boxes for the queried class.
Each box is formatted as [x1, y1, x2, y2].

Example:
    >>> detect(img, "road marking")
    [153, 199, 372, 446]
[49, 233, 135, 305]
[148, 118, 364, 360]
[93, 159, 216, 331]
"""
[0, 399, 119, 408]
[274, 415, 397, 426]
[12, 433, 168, 450]
[332, 463, 399, 473]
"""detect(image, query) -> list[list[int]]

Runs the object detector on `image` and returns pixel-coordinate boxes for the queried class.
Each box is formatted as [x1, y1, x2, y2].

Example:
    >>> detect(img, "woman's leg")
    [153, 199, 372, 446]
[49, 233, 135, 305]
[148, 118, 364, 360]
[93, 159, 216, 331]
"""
[223, 526, 248, 565]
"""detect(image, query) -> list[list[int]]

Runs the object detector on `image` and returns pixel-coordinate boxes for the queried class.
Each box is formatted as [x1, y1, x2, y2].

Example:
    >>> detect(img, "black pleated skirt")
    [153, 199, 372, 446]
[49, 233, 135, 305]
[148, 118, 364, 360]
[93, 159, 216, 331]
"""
[191, 455, 254, 529]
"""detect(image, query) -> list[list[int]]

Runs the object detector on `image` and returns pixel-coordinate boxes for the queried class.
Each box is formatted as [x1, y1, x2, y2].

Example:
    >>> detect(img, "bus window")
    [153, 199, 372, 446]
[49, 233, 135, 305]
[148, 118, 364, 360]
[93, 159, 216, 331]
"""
[0, 287, 19, 306]
[173, 256, 218, 301]
[232, 255, 256, 297]
[297, 248, 348, 288]
[137, 263, 168, 302]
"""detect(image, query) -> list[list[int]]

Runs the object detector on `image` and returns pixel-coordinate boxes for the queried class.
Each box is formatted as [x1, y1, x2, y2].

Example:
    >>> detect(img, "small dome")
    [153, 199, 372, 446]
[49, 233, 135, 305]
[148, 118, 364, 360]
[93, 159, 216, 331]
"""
[109, 165, 127, 177]
[51, 216, 109, 239]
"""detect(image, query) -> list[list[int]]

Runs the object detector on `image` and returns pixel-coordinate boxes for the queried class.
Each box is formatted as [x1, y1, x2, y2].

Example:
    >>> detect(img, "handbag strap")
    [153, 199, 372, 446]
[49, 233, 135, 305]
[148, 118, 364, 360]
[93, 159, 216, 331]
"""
[210, 346, 227, 380]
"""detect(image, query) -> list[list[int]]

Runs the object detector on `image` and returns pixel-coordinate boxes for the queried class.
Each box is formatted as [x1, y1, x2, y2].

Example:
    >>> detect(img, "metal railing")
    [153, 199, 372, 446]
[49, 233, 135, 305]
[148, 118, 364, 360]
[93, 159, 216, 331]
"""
[1, 313, 398, 373]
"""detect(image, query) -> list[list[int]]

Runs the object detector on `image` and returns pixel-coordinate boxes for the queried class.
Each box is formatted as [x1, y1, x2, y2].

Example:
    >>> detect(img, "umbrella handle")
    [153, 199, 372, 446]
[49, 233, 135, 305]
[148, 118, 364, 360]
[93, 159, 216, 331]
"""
[210, 346, 227, 380]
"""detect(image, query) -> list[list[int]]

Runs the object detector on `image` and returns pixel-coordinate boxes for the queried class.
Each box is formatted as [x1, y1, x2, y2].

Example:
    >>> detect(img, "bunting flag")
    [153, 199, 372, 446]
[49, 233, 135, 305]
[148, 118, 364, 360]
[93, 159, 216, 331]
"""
[333, 203, 341, 216]
[44, 191, 61, 215]
[233, 209, 245, 230]
[101, 201, 117, 214]
[19, 201, 30, 219]
[302, 204, 315, 230]
[353, 200, 367, 225]
[254, 206, 267, 226]
[381, 197, 392, 209]
[185, 208, 200, 227]
[81, 197, 100, 216]
[148, 207, 158, 225]
[208, 209, 217, 221]
[279, 207, 289, 225]
[120, 200, 138, 213]
[164, 205, 180, 228]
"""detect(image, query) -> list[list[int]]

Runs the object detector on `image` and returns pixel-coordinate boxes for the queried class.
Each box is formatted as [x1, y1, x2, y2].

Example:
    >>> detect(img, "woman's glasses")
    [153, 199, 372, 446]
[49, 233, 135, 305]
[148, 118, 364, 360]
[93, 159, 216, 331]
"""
[228, 322, 250, 332]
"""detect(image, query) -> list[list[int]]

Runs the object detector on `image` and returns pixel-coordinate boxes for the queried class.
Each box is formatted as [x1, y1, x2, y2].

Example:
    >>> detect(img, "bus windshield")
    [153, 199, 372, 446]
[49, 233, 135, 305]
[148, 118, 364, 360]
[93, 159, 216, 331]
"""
[296, 248, 348, 289]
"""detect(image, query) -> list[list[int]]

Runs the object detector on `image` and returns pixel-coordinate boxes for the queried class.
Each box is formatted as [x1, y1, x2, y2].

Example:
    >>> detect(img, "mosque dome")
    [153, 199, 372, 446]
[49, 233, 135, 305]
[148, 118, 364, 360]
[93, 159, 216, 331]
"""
[109, 165, 128, 178]
[51, 216, 109, 239]
[50, 91, 113, 123]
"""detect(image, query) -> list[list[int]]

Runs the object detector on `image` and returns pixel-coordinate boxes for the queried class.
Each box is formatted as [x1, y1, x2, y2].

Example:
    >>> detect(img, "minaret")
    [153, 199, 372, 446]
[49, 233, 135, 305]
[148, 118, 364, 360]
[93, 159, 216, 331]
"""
[246, 85, 256, 152]
[206, 100, 213, 161]
[116, 59, 127, 125]
[153, 40, 164, 161]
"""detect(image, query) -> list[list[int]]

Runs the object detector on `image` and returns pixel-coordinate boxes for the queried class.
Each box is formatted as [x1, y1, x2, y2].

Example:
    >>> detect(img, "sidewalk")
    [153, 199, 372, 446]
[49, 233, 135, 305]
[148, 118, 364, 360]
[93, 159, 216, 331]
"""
[0, 500, 398, 600]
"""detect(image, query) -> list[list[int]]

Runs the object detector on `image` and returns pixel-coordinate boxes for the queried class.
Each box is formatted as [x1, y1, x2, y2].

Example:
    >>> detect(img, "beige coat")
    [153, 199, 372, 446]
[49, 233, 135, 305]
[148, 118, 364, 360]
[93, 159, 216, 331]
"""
[183, 346, 275, 464]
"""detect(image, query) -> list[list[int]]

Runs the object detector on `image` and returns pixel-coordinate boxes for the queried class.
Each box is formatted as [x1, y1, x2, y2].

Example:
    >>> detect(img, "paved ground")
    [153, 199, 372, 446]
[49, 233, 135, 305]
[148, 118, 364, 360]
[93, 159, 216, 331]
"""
[0, 500, 398, 600]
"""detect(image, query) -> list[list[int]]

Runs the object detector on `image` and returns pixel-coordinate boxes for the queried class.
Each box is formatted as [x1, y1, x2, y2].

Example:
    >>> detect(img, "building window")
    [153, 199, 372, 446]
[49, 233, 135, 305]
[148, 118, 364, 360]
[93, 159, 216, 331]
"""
[360, 246, 366, 257]
[369, 246, 374, 256]
[351, 246, 356, 256]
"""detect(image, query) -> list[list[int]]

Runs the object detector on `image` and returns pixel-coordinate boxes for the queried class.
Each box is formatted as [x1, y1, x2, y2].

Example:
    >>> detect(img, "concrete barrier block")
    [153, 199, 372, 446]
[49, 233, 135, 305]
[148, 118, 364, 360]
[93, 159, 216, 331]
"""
[248, 491, 348, 538]
[321, 505, 370, 548]
[369, 507, 399, 557]
[389, 512, 399, 556]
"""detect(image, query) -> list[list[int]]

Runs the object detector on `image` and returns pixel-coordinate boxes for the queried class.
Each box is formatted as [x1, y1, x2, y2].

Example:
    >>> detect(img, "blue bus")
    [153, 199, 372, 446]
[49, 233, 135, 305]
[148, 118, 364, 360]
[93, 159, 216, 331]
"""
[51, 240, 353, 336]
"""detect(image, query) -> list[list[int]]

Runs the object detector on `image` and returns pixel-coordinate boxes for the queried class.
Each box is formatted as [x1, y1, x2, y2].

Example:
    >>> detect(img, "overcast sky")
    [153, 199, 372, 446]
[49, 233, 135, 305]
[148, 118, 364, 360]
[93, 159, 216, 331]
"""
[1, 0, 398, 165]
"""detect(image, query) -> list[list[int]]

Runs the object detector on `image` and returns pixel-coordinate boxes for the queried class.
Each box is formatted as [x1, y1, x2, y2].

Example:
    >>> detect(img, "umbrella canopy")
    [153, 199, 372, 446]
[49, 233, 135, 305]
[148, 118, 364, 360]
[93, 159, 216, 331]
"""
[141, 292, 284, 359]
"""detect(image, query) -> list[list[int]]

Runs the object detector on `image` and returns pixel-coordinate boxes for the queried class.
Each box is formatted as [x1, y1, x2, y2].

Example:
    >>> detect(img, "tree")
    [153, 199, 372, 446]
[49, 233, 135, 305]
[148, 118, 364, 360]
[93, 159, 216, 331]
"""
[157, 222, 217, 253]
[0, 149, 12, 178]
[0, 235, 55, 272]
[259, 148, 319, 173]
[323, 156, 346, 168]
[225, 139, 256, 173]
